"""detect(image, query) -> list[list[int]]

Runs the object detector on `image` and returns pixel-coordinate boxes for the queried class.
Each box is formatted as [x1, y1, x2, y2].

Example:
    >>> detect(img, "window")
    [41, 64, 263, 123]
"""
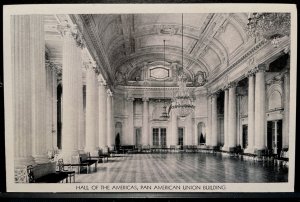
[160, 128, 167, 147]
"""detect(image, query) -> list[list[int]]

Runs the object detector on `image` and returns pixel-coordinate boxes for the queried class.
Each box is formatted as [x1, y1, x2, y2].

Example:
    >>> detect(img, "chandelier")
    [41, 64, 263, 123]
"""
[246, 13, 291, 48]
[159, 40, 170, 120]
[170, 14, 195, 118]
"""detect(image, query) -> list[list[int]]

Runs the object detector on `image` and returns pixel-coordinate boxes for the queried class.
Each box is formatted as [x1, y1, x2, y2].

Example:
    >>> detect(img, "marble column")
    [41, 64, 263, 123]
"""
[126, 97, 134, 145]
[11, 15, 36, 170]
[142, 97, 149, 145]
[186, 115, 194, 145]
[283, 61, 290, 149]
[222, 88, 229, 151]
[58, 21, 84, 162]
[171, 110, 178, 146]
[245, 73, 255, 153]
[77, 66, 85, 152]
[98, 75, 107, 148]
[45, 62, 54, 152]
[228, 83, 237, 151]
[211, 94, 218, 148]
[52, 66, 58, 150]
[29, 15, 48, 164]
[206, 95, 212, 146]
[254, 64, 266, 153]
[106, 89, 114, 148]
[85, 62, 99, 153]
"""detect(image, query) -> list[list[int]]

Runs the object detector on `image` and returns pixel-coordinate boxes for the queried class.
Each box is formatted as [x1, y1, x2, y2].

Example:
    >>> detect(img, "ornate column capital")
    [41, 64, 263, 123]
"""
[127, 97, 135, 102]
[83, 60, 99, 74]
[254, 64, 267, 73]
[244, 69, 256, 78]
[209, 91, 219, 99]
[107, 89, 113, 97]
[57, 20, 85, 49]
[142, 97, 149, 102]
[228, 81, 237, 88]
[97, 74, 106, 86]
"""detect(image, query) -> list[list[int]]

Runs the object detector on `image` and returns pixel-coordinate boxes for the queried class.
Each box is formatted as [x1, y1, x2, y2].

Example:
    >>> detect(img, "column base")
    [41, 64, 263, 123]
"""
[221, 145, 230, 152]
[228, 147, 237, 153]
[210, 145, 220, 150]
[244, 147, 255, 154]
[254, 148, 267, 157]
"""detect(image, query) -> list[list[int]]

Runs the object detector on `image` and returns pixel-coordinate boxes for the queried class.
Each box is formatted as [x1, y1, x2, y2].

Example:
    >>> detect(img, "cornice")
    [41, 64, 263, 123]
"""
[207, 39, 268, 86]
[70, 14, 113, 86]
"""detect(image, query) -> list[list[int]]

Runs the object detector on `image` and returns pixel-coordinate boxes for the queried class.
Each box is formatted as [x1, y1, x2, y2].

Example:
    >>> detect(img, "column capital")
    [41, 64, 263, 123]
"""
[127, 97, 135, 102]
[97, 74, 107, 86]
[142, 97, 149, 102]
[57, 20, 85, 49]
[222, 83, 229, 91]
[254, 64, 267, 73]
[209, 92, 219, 99]
[107, 89, 113, 97]
[245, 69, 256, 78]
[228, 81, 237, 88]
[83, 60, 99, 74]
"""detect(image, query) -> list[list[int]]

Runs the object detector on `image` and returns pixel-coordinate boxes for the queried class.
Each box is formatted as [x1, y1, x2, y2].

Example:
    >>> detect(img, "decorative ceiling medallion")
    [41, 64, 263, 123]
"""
[159, 25, 176, 35]
[149, 66, 170, 80]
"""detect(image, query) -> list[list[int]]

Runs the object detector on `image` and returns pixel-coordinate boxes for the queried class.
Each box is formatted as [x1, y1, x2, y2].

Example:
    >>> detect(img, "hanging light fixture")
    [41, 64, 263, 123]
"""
[246, 12, 290, 48]
[160, 39, 170, 120]
[170, 13, 195, 118]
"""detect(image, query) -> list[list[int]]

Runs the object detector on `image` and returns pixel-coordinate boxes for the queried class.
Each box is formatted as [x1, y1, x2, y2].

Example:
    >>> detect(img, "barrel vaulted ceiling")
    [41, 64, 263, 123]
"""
[45, 13, 252, 86]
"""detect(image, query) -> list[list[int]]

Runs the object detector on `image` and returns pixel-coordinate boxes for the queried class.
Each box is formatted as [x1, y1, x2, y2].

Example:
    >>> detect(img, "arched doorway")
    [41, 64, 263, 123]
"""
[197, 122, 206, 145]
[115, 122, 122, 150]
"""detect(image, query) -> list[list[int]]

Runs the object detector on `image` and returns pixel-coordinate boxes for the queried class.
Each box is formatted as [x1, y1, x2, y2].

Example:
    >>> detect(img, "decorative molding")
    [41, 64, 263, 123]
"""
[14, 166, 27, 183]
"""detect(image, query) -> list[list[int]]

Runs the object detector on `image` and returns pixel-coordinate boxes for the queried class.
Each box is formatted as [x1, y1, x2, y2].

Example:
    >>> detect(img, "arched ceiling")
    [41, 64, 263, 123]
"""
[44, 13, 252, 86]
[79, 13, 250, 85]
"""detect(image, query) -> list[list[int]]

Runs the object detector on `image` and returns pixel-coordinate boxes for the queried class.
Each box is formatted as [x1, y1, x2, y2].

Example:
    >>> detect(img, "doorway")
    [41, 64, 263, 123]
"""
[135, 127, 141, 146]
[267, 120, 283, 156]
[152, 128, 167, 146]
[178, 127, 184, 147]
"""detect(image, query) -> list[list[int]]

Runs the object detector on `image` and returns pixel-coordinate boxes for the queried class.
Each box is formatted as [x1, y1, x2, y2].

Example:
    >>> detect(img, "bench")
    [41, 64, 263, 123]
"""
[27, 162, 68, 183]
[120, 145, 137, 154]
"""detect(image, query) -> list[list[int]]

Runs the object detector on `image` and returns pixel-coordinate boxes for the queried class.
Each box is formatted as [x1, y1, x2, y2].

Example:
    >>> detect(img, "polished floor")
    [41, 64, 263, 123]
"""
[76, 153, 288, 183]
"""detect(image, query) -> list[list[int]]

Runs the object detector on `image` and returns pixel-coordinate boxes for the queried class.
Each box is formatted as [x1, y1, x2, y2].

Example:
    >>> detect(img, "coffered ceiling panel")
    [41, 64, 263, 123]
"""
[138, 35, 194, 50]
[134, 14, 207, 29]
[202, 47, 221, 70]
[216, 22, 244, 55]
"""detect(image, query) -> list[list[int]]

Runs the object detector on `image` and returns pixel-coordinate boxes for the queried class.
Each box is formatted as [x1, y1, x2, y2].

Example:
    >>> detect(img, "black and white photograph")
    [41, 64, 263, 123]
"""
[3, 4, 297, 193]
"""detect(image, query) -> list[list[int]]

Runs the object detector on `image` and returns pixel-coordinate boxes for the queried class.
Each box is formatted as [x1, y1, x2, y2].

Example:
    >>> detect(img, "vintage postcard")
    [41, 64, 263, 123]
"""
[3, 4, 297, 193]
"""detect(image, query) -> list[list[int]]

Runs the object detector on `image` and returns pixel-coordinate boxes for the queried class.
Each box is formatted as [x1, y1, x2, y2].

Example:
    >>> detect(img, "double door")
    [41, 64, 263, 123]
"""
[153, 128, 167, 146]
[267, 120, 282, 155]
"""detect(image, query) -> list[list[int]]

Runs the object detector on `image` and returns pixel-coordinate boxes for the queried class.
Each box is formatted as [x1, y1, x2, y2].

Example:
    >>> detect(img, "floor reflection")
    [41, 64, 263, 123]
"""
[76, 153, 288, 183]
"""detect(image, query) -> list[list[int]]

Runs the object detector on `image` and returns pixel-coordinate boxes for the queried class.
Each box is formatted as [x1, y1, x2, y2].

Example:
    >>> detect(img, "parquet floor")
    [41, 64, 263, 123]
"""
[76, 153, 288, 183]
